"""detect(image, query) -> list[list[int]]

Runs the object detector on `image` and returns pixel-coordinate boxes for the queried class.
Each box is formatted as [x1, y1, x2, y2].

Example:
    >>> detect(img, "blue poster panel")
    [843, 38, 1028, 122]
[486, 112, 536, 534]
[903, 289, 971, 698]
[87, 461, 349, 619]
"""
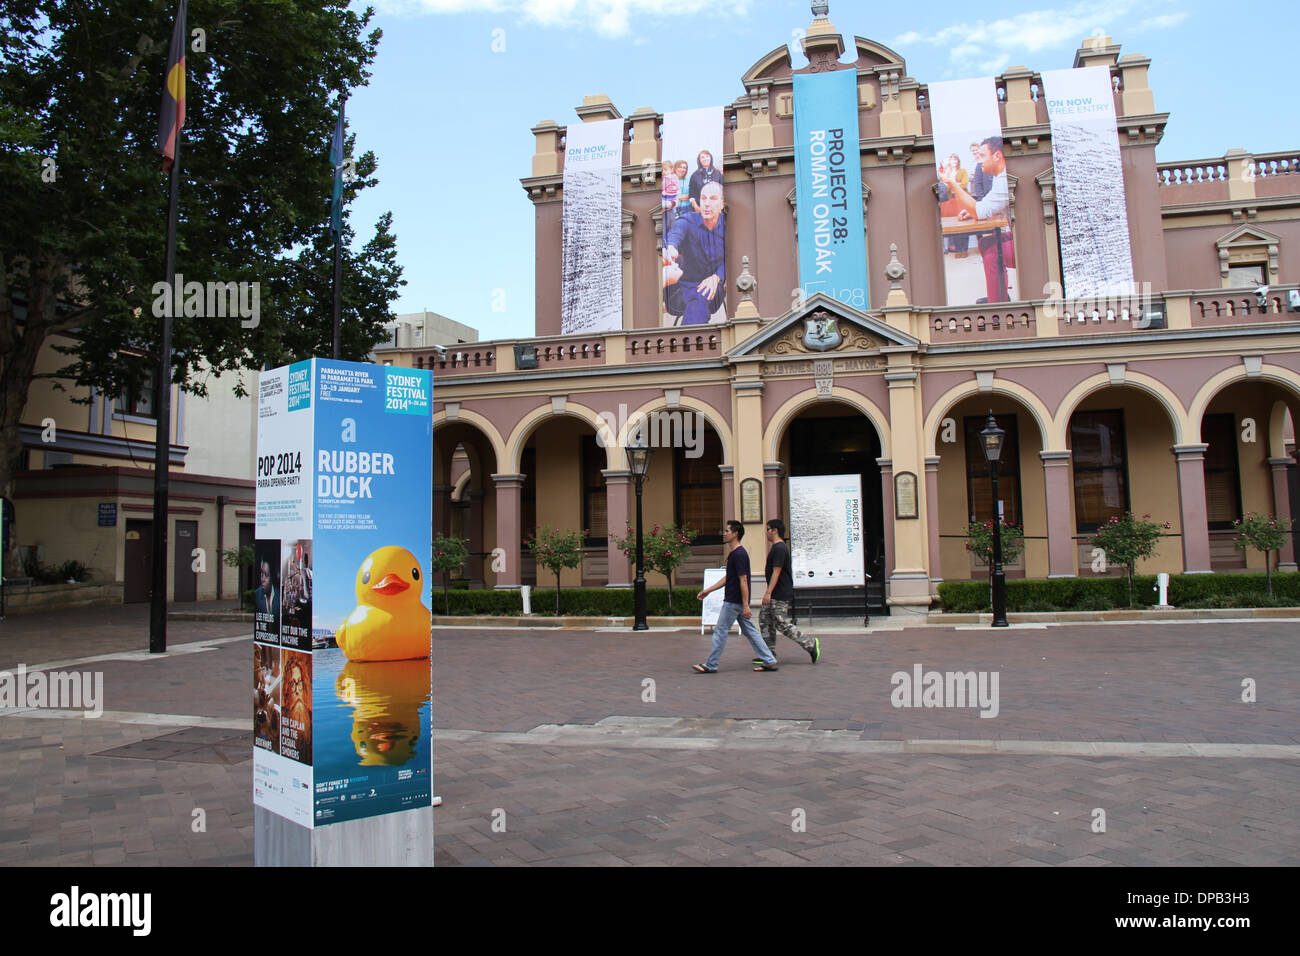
[255, 359, 433, 828]
[792, 69, 868, 309]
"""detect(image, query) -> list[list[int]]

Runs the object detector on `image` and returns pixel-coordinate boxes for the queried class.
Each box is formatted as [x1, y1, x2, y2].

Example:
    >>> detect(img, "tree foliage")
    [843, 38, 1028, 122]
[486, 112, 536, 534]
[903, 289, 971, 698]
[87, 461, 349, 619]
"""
[0, 2, 402, 496]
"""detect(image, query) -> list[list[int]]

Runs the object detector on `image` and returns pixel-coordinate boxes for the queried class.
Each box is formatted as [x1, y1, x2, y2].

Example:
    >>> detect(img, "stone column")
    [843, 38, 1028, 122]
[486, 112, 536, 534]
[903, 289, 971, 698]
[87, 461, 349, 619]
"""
[877, 458, 896, 580]
[883, 364, 930, 606]
[763, 462, 784, 525]
[432, 484, 453, 591]
[1269, 457, 1296, 571]
[490, 474, 524, 588]
[924, 456, 942, 586]
[603, 470, 633, 587]
[1172, 445, 1212, 574]
[1040, 450, 1077, 577]
[466, 489, 485, 588]
[718, 465, 736, 523]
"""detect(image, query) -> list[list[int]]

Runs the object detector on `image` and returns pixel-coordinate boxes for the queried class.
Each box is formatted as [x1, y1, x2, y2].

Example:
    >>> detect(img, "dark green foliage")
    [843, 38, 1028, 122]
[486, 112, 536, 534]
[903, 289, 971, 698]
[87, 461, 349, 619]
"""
[432, 587, 702, 617]
[938, 573, 1300, 612]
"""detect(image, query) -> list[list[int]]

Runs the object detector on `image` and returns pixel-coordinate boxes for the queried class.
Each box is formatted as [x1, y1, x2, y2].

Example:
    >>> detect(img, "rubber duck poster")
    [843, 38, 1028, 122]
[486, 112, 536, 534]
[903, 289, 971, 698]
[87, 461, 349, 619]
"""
[254, 358, 433, 828]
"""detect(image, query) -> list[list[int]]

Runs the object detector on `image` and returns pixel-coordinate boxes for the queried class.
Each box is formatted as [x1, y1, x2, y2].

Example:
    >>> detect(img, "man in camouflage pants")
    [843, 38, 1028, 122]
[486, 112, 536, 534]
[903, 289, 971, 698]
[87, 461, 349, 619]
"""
[758, 519, 820, 664]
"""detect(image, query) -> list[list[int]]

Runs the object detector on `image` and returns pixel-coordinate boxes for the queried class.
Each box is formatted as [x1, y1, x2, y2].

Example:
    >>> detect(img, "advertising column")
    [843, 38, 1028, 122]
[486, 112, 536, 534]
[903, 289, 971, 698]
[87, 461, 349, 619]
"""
[254, 358, 434, 865]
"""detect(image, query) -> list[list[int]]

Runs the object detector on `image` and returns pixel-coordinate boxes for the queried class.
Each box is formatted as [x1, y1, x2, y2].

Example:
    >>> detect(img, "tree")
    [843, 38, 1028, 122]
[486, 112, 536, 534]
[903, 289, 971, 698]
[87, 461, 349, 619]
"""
[1233, 512, 1293, 597]
[525, 526, 584, 615]
[1091, 512, 1168, 606]
[613, 523, 695, 613]
[0, 3, 402, 553]
[965, 518, 1025, 610]
[430, 535, 469, 615]
[221, 543, 254, 610]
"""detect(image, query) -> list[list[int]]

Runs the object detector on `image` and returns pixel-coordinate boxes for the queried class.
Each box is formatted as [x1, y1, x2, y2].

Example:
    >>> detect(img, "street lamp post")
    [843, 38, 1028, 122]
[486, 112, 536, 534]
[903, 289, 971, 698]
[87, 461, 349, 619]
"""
[980, 411, 1009, 627]
[626, 437, 654, 631]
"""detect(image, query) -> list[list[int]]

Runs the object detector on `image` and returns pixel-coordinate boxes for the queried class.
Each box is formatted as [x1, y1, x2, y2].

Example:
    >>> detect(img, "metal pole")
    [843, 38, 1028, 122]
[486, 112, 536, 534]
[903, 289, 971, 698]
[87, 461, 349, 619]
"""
[150, 136, 181, 654]
[331, 238, 342, 360]
[991, 460, 1008, 627]
[633, 476, 648, 630]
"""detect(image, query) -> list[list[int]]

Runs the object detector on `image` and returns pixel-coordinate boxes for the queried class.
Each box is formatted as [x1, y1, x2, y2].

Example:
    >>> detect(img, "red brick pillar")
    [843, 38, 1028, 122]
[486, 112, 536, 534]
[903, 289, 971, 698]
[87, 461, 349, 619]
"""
[1173, 444, 1212, 573]
[1269, 457, 1296, 572]
[491, 473, 524, 588]
[1040, 450, 1077, 577]
[603, 470, 632, 587]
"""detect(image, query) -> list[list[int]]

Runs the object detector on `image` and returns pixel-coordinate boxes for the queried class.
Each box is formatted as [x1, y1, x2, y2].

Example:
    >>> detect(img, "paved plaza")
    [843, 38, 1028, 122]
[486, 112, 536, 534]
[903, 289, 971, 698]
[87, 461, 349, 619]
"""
[0, 604, 1297, 866]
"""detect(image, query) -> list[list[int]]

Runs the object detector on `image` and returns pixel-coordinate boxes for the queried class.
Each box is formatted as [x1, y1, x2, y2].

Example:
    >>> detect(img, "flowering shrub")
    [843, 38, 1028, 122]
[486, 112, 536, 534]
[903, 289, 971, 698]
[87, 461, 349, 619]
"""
[525, 526, 585, 614]
[1091, 512, 1168, 606]
[965, 519, 1025, 567]
[613, 523, 695, 613]
[1233, 512, 1294, 596]
[430, 535, 469, 614]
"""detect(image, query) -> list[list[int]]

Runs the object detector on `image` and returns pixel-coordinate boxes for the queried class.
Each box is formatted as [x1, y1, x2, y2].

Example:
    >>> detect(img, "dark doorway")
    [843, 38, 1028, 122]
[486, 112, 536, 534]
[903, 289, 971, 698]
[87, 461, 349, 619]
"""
[174, 520, 198, 602]
[787, 412, 887, 612]
[124, 520, 152, 603]
[238, 523, 255, 598]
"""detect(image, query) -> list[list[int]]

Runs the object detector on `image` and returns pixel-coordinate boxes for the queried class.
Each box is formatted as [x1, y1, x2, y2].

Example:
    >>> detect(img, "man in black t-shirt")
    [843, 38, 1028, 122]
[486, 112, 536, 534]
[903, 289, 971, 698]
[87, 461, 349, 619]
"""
[760, 519, 819, 664]
[693, 520, 779, 673]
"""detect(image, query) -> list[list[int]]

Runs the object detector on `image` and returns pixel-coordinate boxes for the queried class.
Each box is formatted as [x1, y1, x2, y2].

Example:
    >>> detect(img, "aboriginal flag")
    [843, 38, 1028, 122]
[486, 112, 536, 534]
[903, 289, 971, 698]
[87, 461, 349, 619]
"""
[329, 100, 346, 239]
[157, 0, 188, 170]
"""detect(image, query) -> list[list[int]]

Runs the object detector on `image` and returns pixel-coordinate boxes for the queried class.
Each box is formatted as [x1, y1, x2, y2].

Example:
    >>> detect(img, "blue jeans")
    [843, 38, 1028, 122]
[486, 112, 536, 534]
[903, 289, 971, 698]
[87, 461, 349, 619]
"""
[706, 601, 777, 670]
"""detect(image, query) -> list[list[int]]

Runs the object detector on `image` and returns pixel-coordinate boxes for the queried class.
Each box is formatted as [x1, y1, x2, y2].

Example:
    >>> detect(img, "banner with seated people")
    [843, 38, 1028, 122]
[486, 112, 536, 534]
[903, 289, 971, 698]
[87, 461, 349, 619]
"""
[928, 77, 1019, 306]
[660, 107, 726, 326]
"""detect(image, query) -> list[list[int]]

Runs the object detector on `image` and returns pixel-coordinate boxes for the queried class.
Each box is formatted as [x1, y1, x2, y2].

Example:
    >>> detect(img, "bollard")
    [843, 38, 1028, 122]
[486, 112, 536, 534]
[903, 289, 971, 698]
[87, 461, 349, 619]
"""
[520, 585, 531, 615]
[1154, 572, 1171, 608]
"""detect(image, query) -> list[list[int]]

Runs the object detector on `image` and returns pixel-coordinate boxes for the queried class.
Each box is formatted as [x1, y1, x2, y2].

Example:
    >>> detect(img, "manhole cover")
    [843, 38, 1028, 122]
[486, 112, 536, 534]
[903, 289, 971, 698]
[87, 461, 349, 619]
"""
[94, 727, 250, 765]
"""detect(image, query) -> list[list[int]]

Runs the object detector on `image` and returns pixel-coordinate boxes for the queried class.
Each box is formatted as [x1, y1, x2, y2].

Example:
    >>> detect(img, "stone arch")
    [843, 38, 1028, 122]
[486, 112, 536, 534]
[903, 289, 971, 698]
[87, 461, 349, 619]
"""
[1053, 372, 1188, 448]
[764, 386, 891, 461]
[431, 411, 506, 486]
[1186, 364, 1300, 444]
[922, 379, 1053, 457]
[504, 401, 612, 474]
[611, 394, 734, 468]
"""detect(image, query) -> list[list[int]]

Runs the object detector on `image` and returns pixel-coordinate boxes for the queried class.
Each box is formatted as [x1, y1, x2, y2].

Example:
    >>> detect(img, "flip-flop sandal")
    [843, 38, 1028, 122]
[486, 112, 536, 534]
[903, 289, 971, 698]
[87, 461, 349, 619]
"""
[692, 664, 717, 674]
[753, 664, 780, 672]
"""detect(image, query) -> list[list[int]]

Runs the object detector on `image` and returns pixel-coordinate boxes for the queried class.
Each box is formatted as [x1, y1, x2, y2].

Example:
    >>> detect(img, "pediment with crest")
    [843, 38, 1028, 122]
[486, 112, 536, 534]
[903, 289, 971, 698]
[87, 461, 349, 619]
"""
[732, 293, 918, 358]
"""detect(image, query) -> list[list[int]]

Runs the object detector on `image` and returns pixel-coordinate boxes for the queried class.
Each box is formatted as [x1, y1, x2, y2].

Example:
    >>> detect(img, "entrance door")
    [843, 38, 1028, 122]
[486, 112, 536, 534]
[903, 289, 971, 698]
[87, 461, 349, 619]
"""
[788, 413, 888, 612]
[124, 520, 152, 603]
[238, 523, 255, 597]
[174, 520, 198, 602]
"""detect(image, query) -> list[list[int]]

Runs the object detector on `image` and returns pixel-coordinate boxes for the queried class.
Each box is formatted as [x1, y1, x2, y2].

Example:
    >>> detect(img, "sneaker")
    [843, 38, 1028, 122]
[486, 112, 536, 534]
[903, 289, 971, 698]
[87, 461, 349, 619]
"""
[752, 657, 779, 666]
[807, 638, 820, 664]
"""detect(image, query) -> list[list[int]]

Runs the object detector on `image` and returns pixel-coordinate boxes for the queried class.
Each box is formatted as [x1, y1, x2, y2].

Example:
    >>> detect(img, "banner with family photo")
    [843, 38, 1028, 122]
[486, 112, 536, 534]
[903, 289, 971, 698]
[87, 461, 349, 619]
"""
[792, 69, 868, 309]
[928, 77, 1019, 305]
[660, 107, 726, 326]
[1042, 66, 1135, 299]
[560, 117, 624, 335]
[660, 107, 733, 325]
[789, 474, 865, 588]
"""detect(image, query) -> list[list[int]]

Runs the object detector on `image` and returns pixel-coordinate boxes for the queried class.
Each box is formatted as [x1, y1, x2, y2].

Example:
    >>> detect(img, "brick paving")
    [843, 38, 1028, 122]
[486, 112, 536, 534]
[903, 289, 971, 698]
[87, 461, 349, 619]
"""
[0, 603, 1297, 865]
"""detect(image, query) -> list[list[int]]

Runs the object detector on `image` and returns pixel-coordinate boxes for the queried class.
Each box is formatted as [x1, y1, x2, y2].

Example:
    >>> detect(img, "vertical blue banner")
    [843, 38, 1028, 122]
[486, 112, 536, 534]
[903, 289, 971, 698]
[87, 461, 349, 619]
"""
[793, 70, 868, 309]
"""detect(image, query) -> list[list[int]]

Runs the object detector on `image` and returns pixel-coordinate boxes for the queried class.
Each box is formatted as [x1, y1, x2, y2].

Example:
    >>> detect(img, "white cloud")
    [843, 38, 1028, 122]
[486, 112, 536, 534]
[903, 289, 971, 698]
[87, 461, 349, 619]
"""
[376, 0, 750, 38]
[885, 1, 1197, 69]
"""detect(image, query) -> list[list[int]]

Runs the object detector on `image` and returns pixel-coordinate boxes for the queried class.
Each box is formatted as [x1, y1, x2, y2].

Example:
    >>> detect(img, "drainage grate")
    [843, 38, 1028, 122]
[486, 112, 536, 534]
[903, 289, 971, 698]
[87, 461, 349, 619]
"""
[94, 727, 251, 764]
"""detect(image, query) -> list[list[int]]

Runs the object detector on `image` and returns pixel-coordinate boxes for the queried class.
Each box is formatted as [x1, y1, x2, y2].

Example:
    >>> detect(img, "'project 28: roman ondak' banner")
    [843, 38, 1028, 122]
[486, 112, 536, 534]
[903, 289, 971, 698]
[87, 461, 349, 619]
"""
[560, 118, 624, 335]
[789, 474, 865, 588]
[1042, 66, 1135, 299]
[793, 70, 867, 309]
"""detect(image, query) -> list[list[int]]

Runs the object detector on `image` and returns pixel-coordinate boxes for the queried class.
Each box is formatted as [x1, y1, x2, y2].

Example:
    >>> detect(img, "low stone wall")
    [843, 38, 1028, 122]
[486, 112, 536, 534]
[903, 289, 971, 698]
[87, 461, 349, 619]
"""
[1, 581, 124, 614]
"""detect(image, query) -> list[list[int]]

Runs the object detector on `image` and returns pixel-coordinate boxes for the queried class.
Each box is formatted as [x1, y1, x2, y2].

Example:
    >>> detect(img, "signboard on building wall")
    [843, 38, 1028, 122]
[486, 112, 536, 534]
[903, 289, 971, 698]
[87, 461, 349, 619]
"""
[928, 77, 1019, 306]
[789, 474, 865, 587]
[792, 69, 868, 309]
[255, 358, 433, 828]
[1042, 66, 1135, 299]
[560, 118, 624, 335]
[660, 106, 726, 327]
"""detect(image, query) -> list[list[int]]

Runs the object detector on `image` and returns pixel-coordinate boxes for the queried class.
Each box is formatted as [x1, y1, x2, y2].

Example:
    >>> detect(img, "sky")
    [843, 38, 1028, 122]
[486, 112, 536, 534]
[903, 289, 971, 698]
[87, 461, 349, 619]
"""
[344, 0, 1297, 342]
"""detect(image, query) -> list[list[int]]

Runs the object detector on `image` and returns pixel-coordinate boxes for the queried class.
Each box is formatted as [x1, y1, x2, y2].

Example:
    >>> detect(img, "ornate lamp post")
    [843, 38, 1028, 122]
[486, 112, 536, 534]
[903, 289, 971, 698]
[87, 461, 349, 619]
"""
[626, 437, 654, 631]
[980, 411, 1009, 627]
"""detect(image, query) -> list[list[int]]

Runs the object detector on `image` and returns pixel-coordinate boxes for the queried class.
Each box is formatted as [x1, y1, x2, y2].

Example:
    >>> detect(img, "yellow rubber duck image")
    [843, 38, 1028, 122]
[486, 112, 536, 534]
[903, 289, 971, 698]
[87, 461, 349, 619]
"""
[335, 546, 431, 662]
[335, 659, 431, 766]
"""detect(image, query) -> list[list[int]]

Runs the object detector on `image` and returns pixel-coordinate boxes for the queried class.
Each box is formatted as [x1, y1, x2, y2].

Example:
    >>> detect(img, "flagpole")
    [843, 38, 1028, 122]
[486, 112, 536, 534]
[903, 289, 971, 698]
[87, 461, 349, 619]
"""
[330, 98, 346, 360]
[150, 128, 180, 655]
[331, 236, 342, 360]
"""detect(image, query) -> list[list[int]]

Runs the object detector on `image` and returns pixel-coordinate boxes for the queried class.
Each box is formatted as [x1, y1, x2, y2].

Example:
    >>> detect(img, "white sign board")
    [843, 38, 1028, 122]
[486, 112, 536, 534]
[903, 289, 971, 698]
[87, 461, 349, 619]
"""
[699, 568, 735, 634]
[789, 474, 865, 587]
